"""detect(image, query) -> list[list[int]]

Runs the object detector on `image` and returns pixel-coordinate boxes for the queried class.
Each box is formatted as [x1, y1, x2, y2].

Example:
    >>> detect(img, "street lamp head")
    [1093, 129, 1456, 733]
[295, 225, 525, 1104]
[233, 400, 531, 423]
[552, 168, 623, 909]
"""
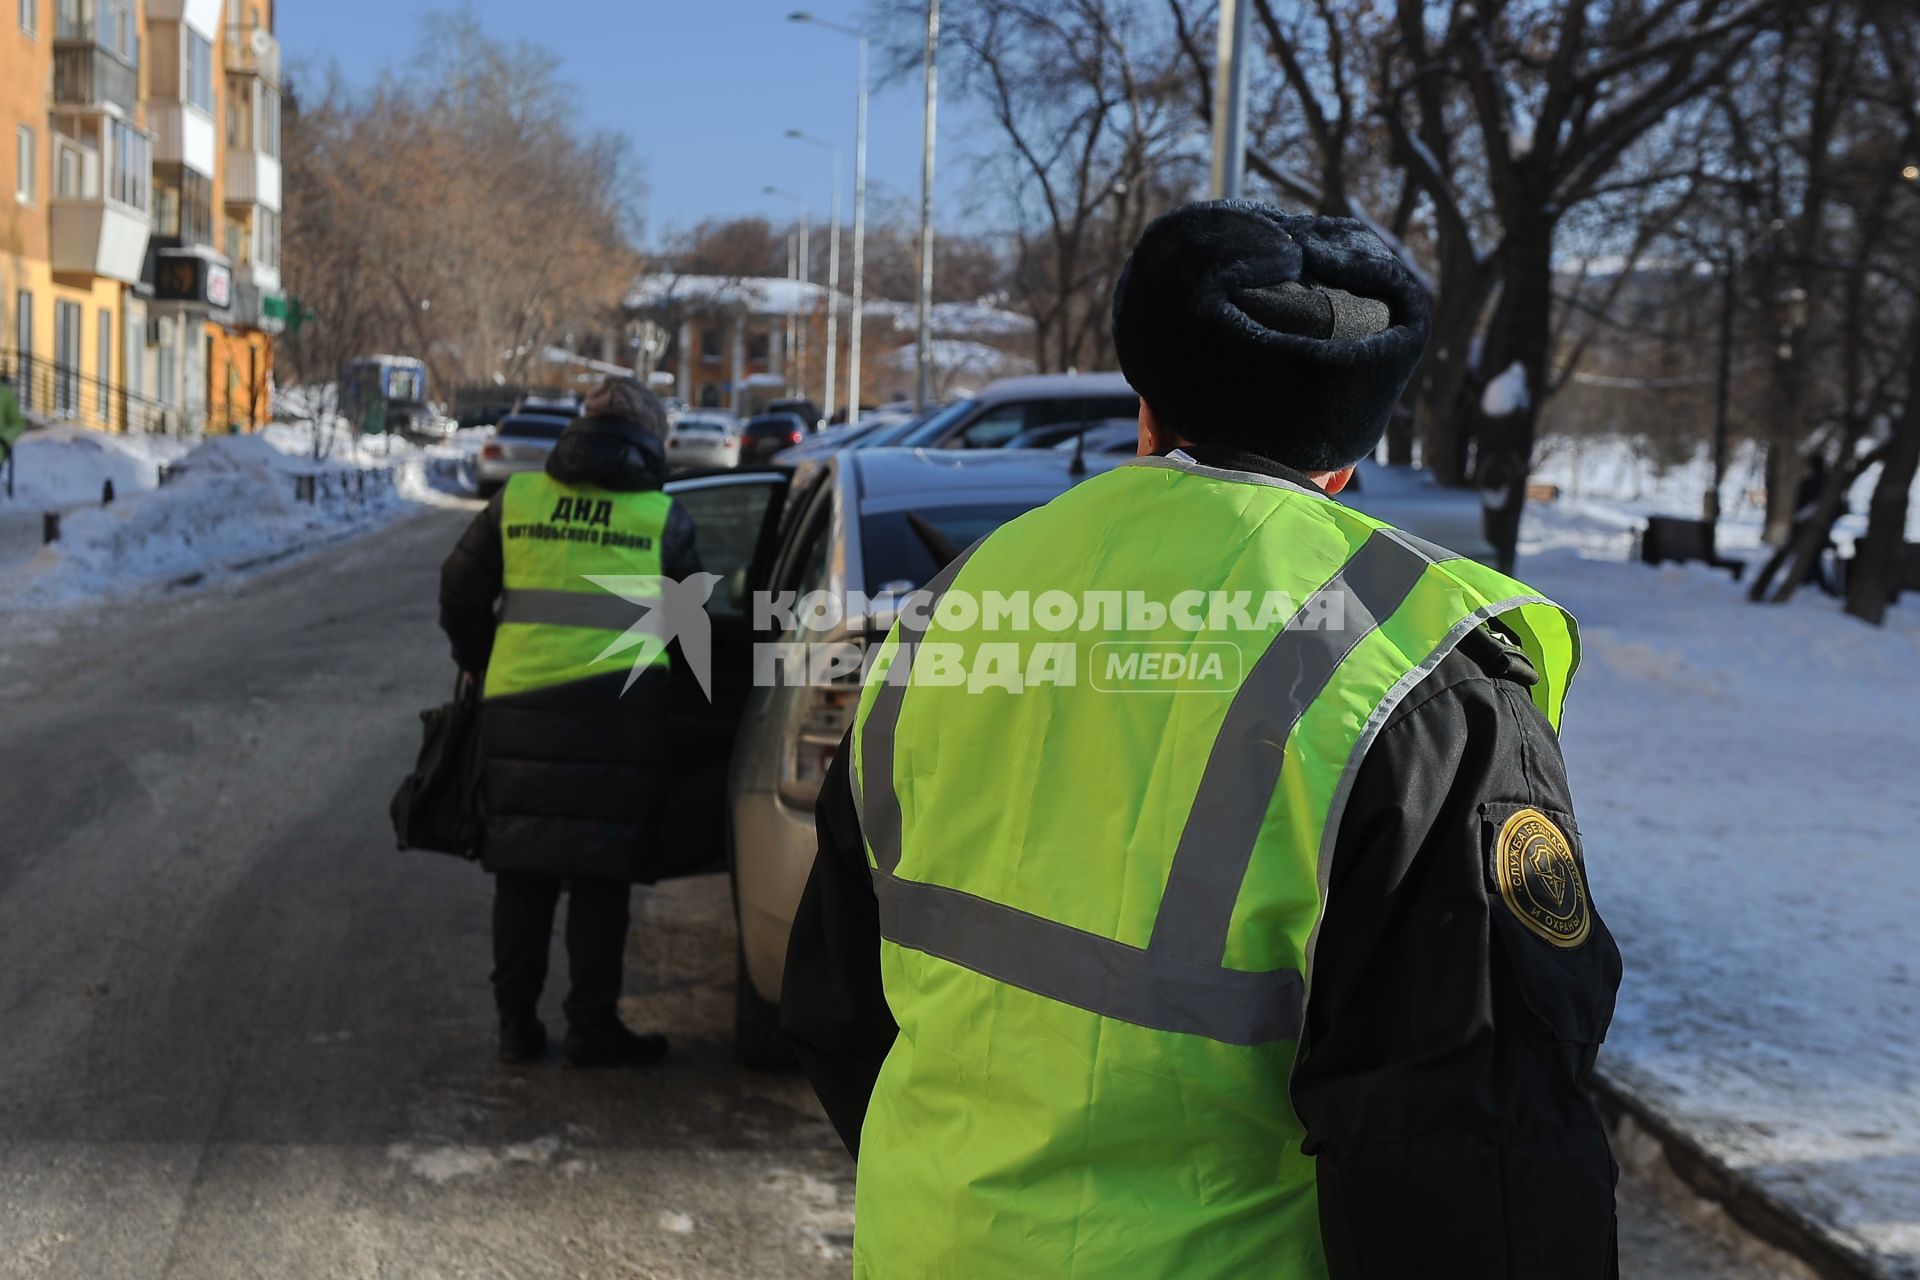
[785, 128, 804, 139]
[1904, 164, 1920, 182]
[788, 11, 813, 22]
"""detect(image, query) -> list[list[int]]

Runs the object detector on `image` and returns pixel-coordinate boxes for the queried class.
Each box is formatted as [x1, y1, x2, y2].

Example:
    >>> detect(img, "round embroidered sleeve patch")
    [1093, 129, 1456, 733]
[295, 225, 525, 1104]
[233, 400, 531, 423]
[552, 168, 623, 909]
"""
[1494, 808, 1591, 949]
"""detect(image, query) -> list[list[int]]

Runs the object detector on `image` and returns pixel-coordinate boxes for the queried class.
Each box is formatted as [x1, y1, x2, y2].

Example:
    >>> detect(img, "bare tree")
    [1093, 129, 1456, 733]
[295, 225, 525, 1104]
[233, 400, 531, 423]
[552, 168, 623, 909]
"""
[886, 0, 1198, 373]
[281, 12, 643, 405]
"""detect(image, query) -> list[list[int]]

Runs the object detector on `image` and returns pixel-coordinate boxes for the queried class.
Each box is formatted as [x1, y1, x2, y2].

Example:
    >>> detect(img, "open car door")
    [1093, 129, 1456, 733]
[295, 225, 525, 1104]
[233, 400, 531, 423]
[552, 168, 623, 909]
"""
[652, 469, 791, 879]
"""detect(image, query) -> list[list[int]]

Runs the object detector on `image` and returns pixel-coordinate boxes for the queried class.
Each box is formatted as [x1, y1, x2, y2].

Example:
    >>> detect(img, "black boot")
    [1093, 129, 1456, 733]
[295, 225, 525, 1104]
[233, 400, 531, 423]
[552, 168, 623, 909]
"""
[498, 1013, 548, 1065]
[561, 1019, 669, 1069]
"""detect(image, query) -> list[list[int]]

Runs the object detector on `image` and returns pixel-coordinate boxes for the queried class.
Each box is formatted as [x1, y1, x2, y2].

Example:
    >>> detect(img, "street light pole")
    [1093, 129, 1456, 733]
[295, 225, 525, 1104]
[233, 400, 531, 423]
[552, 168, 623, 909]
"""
[789, 12, 868, 423]
[916, 0, 939, 412]
[787, 130, 842, 421]
[765, 186, 811, 403]
[1209, 0, 1250, 199]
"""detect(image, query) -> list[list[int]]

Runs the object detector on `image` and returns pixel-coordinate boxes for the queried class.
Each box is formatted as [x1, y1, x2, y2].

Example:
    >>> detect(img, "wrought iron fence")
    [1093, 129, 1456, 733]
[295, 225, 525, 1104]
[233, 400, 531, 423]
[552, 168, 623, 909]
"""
[0, 347, 259, 438]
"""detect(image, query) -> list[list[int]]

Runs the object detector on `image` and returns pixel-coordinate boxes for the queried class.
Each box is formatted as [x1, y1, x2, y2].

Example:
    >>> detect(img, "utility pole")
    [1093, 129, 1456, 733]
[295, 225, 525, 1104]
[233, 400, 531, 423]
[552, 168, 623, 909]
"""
[766, 186, 810, 402]
[788, 13, 868, 423]
[916, 0, 939, 412]
[785, 231, 798, 397]
[788, 130, 842, 420]
[1209, 0, 1250, 199]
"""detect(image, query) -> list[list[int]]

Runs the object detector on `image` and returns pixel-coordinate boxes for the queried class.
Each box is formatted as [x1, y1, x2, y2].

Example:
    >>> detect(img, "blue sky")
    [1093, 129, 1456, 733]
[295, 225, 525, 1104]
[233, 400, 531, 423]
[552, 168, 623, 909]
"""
[277, 1, 984, 247]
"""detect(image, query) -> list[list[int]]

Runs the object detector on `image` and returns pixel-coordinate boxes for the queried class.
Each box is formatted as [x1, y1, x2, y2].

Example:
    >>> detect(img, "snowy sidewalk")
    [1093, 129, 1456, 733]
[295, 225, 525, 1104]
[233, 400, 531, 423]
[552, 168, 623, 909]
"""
[0, 420, 481, 610]
[1520, 498, 1920, 1280]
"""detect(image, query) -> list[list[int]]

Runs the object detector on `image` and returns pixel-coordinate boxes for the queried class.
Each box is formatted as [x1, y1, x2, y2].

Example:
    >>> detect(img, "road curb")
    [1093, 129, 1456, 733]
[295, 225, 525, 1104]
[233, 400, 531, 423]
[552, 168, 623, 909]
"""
[1593, 1069, 1887, 1280]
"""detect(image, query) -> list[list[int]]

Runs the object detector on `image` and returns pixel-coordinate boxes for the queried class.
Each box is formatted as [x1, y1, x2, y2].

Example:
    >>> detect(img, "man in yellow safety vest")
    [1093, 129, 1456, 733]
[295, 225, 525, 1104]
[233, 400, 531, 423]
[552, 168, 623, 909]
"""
[783, 202, 1622, 1278]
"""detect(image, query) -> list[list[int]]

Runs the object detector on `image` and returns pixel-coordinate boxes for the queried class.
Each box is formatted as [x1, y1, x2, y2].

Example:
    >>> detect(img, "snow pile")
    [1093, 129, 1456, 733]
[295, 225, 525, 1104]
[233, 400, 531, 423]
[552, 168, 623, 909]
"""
[0, 425, 193, 508]
[0, 428, 426, 607]
[1517, 500, 1920, 1275]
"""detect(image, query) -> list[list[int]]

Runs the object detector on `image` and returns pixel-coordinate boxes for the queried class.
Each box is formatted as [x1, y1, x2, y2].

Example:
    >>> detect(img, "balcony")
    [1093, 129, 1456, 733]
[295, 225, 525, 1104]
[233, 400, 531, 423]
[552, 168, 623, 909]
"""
[226, 150, 280, 210]
[52, 44, 139, 113]
[149, 105, 217, 178]
[225, 26, 279, 83]
[51, 198, 151, 283]
[48, 121, 151, 283]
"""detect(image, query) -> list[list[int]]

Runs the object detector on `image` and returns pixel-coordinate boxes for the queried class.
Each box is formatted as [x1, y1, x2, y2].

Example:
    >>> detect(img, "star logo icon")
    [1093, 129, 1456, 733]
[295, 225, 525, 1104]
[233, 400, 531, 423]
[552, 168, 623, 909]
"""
[582, 573, 725, 699]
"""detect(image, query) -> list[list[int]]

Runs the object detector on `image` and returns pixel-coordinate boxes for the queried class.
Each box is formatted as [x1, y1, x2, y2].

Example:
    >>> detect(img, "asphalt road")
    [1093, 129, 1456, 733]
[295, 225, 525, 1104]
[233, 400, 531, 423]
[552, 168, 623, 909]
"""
[0, 505, 1800, 1279]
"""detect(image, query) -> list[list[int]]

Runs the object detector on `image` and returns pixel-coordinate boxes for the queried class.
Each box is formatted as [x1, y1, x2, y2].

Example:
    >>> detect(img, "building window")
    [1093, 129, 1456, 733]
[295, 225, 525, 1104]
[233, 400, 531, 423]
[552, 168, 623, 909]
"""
[156, 165, 213, 245]
[699, 326, 723, 364]
[18, 0, 34, 37]
[15, 126, 34, 205]
[13, 291, 33, 408]
[97, 309, 113, 418]
[123, 307, 142, 401]
[54, 300, 81, 414]
[110, 120, 149, 211]
[54, 137, 84, 199]
[260, 88, 279, 158]
[255, 207, 279, 269]
[184, 31, 213, 114]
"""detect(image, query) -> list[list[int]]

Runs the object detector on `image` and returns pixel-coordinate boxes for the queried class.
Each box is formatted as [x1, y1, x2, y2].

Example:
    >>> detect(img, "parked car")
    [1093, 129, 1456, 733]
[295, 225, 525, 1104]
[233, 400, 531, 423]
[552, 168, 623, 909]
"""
[472, 412, 573, 495]
[739, 413, 809, 464]
[771, 410, 916, 465]
[844, 413, 939, 450]
[1023, 417, 1140, 452]
[763, 397, 821, 431]
[899, 372, 1140, 450]
[516, 392, 584, 419]
[667, 414, 741, 471]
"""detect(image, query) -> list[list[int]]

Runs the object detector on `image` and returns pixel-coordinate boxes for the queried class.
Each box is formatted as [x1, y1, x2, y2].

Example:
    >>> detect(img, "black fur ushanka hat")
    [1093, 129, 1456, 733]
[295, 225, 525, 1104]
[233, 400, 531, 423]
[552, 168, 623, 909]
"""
[1112, 200, 1432, 472]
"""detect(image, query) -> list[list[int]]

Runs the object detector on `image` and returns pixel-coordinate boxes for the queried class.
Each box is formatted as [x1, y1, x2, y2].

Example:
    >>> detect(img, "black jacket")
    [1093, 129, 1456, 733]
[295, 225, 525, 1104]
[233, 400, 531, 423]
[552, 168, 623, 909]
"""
[780, 446, 1623, 1278]
[438, 414, 701, 882]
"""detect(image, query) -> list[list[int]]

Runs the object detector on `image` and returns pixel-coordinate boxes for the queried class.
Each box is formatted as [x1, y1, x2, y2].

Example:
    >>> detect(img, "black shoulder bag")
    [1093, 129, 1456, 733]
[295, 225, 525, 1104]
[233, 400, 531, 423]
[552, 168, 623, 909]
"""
[389, 675, 484, 859]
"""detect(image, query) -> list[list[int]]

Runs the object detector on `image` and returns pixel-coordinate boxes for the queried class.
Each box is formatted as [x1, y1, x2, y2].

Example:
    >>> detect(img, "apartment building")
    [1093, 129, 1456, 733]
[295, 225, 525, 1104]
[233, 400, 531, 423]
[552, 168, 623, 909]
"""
[2, 0, 284, 434]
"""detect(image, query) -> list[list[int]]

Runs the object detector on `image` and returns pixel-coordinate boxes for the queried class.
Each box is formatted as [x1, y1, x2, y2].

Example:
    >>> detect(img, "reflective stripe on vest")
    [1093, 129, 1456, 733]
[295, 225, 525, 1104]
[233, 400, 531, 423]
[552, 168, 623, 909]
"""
[846, 454, 1579, 1276]
[483, 471, 674, 700]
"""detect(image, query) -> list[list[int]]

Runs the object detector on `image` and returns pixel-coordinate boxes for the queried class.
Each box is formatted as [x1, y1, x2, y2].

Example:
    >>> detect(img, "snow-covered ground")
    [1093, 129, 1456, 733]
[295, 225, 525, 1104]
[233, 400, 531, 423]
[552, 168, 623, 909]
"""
[0, 416, 484, 609]
[1516, 470, 1920, 1277]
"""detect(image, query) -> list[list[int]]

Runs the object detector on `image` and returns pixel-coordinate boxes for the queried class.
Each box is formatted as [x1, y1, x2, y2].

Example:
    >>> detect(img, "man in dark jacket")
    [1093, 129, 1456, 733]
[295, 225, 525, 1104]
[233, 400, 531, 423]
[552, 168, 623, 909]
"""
[781, 203, 1622, 1275]
[440, 377, 700, 1068]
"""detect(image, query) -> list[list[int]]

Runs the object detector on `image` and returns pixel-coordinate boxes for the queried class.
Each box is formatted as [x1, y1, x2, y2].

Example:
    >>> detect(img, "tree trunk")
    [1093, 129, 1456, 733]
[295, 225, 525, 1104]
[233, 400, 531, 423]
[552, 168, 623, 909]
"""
[1844, 338, 1920, 623]
[1417, 250, 1495, 486]
[1472, 216, 1558, 570]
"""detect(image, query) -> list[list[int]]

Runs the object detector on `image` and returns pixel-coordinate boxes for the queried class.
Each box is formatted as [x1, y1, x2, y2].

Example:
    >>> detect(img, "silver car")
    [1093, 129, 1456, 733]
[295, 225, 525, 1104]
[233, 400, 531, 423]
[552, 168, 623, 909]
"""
[472, 412, 573, 496]
[666, 414, 742, 471]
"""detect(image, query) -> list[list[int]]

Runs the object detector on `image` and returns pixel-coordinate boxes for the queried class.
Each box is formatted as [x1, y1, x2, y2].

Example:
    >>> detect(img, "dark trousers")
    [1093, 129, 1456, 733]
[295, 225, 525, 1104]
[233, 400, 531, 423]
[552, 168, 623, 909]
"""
[491, 871, 631, 1029]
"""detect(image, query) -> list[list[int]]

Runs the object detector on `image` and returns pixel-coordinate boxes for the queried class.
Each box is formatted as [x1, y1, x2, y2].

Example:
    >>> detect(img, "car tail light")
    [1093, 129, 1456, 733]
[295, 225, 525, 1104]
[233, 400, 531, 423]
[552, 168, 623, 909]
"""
[781, 682, 861, 808]
[723, 436, 736, 446]
[789, 430, 804, 444]
[481, 443, 503, 460]
[669, 437, 681, 448]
